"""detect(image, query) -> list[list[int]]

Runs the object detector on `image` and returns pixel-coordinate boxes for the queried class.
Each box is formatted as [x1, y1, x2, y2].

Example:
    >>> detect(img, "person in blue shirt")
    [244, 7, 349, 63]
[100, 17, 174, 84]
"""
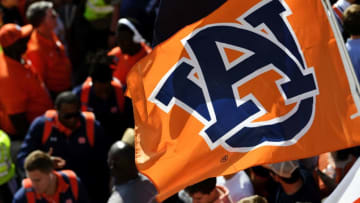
[72, 50, 134, 149]
[264, 161, 321, 203]
[343, 4, 360, 82]
[17, 91, 110, 203]
[13, 150, 89, 203]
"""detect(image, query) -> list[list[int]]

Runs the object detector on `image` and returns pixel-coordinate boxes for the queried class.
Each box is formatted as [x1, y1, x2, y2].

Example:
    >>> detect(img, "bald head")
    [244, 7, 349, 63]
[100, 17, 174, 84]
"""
[108, 141, 138, 184]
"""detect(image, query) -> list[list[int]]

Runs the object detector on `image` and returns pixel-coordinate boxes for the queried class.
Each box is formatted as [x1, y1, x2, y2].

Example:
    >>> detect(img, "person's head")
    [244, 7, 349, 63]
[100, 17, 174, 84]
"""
[0, 23, 33, 60]
[107, 140, 138, 183]
[264, 160, 301, 184]
[116, 18, 143, 55]
[185, 177, 218, 203]
[343, 4, 360, 36]
[88, 50, 114, 100]
[26, 1, 57, 31]
[55, 91, 81, 130]
[24, 150, 55, 194]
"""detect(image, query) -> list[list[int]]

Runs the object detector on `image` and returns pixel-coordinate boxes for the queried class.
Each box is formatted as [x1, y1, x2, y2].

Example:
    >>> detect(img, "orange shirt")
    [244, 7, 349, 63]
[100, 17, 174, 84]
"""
[26, 30, 72, 93]
[0, 53, 53, 135]
[108, 43, 151, 85]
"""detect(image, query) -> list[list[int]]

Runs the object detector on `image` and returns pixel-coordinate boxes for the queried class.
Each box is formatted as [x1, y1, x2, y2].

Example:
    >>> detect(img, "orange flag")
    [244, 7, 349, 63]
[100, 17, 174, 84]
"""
[126, 0, 360, 200]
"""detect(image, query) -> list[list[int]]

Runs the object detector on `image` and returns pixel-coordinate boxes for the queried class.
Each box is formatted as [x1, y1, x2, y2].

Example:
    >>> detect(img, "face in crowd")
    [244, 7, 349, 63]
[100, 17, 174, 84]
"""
[26, 169, 55, 194]
[57, 102, 81, 130]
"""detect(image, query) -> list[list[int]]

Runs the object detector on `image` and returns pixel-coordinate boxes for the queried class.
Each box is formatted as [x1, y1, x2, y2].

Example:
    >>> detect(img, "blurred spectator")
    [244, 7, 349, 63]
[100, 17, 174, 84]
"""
[25, 1, 72, 99]
[316, 147, 359, 198]
[73, 50, 134, 148]
[343, 4, 360, 81]
[0, 130, 17, 203]
[70, 0, 118, 85]
[264, 161, 321, 203]
[17, 91, 109, 203]
[247, 166, 277, 203]
[82, 0, 115, 45]
[108, 17, 151, 86]
[217, 171, 254, 202]
[316, 152, 337, 197]
[13, 150, 89, 202]
[119, 0, 156, 42]
[24, 0, 69, 53]
[184, 177, 232, 203]
[0, 23, 52, 138]
[107, 140, 157, 203]
[332, 0, 360, 39]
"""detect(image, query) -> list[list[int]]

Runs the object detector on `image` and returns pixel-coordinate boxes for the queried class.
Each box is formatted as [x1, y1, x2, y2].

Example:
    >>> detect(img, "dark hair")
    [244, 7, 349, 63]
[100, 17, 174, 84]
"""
[185, 177, 216, 195]
[55, 91, 80, 110]
[24, 150, 54, 173]
[251, 166, 271, 178]
[87, 50, 114, 83]
[26, 1, 53, 28]
[343, 4, 360, 35]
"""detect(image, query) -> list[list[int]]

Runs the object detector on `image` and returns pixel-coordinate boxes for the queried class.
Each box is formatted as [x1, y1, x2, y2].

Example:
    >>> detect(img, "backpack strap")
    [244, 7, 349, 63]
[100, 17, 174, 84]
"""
[60, 170, 79, 200]
[42, 110, 57, 145]
[111, 79, 125, 112]
[80, 77, 92, 112]
[81, 112, 95, 147]
[22, 178, 36, 203]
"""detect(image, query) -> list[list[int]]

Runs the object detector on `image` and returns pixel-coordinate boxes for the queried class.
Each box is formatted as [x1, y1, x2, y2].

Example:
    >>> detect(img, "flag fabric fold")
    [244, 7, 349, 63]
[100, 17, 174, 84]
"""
[126, 0, 360, 200]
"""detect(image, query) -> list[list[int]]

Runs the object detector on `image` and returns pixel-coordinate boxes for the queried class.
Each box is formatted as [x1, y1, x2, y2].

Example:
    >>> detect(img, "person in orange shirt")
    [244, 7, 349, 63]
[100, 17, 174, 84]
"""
[0, 23, 53, 139]
[25, 1, 72, 99]
[108, 18, 152, 87]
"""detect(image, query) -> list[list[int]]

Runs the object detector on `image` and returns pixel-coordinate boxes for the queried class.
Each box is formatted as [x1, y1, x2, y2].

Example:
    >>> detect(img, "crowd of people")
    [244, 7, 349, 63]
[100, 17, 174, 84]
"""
[0, 0, 360, 202]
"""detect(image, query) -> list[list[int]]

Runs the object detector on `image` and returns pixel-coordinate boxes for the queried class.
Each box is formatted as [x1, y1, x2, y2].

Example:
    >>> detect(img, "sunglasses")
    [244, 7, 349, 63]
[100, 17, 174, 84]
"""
[62, 112, 81, 120]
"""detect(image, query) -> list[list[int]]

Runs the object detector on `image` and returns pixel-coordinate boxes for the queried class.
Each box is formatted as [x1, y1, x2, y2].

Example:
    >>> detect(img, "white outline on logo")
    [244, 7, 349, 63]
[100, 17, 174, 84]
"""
[149, 0, 319, 152]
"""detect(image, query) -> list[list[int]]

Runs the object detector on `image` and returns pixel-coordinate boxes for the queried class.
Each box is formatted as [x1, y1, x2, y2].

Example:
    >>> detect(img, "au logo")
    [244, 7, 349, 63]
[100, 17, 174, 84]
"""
[149, 0, 319, 152]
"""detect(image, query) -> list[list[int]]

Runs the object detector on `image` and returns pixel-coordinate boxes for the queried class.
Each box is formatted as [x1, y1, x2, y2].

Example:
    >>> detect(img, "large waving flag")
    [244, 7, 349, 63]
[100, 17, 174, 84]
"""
[126, 0, 360, 200]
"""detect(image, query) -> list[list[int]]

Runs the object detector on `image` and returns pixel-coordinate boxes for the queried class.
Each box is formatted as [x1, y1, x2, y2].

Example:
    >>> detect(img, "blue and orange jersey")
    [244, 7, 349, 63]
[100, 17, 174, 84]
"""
[13, 170, 89, 203]
[17, 110, 109, 202]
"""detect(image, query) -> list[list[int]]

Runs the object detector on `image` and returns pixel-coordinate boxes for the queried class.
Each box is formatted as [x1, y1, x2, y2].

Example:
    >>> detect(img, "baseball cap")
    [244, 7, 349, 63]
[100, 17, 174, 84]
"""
[0, 24, 33, 48]
[264, 160, 299, 178]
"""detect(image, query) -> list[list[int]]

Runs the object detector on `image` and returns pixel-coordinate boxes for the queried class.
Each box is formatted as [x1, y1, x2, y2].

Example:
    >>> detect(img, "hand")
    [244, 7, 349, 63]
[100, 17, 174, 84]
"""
[48, 147, 66, 169]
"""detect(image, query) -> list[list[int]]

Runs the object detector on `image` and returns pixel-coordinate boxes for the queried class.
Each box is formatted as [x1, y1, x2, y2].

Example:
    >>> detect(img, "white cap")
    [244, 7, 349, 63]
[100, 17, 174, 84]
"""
[264, 160, 299, 178]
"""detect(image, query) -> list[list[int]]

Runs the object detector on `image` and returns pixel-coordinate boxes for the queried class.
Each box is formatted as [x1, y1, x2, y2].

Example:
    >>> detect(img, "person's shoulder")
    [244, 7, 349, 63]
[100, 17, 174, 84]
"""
[13, 187, 28, 203]
[30, 114, 48, 127]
